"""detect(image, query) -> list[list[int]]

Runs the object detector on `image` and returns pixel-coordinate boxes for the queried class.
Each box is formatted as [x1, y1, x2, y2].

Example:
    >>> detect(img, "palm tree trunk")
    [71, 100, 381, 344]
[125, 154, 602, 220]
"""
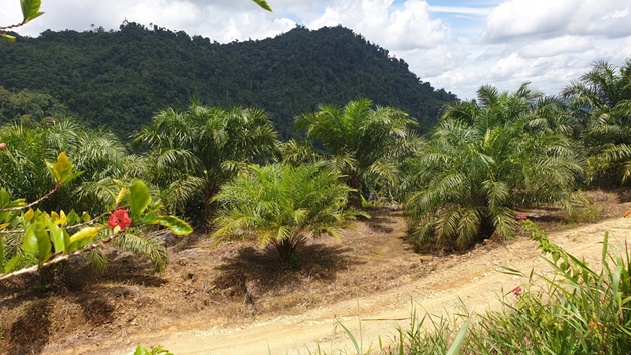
[271, 234, 307, 261]
[203, 181, 220, 231]
[347, 172, 363, 208]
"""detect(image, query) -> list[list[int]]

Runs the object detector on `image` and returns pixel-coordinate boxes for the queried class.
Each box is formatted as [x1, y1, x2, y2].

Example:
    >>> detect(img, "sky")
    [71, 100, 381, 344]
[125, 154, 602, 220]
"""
[1, 0, 631, 100]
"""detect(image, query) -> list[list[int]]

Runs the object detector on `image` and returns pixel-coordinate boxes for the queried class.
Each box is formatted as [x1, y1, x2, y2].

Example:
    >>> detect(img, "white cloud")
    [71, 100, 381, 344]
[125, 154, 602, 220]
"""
[482, 0, 631, 42]
[518, 36, 592, 58]
[308, 0, 452, 51]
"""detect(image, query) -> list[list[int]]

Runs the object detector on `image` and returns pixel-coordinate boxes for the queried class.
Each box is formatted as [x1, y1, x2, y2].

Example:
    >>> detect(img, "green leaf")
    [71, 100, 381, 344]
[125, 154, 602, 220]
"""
[148, 216, 193, 236]
[134, 345, 150, 355]
[46, 152, 82, 185]
[129, 179, 151, 218]
[67, 226, 101, 251]
[20, 0, 43, 22]
[115, 187, 127, 206]
[23, 214, 52, 263]
[48, 219, 65, 253]
[251, 0, 272, 11]
[338, 322, 361, 354]
[4, 254, 23, 274]
[0, 33, 16, 41]
[446, 318, 470, 355]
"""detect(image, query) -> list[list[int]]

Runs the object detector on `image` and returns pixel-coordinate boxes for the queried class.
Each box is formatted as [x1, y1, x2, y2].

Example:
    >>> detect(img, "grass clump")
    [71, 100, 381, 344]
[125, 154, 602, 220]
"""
[328, 219, 631, 354]
[397, 220, 631, 354]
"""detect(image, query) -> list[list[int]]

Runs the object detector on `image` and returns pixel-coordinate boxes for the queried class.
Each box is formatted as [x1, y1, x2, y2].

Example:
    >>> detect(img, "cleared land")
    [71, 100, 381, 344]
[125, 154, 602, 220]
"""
[1, 192, 630, 354]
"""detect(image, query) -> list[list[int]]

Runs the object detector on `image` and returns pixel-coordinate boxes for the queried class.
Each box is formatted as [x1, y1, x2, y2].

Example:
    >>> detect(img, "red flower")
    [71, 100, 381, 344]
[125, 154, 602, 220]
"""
[518, 214, 527, 220]
[512, 286, 522, 296]
[588, 321, 597, 327]
[108, 209, 131, 230]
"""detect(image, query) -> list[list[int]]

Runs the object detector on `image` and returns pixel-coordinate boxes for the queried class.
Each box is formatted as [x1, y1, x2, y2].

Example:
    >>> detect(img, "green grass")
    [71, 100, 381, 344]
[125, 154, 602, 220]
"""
[314, 220, 631, 354]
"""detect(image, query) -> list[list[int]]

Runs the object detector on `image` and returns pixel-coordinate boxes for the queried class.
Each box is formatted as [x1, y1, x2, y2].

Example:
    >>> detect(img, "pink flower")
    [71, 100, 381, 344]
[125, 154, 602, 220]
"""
[588, 322, 597, 327]
[0, 142, 6, 150]
[512, 286, 522, 296]
[518, 214, 527, 220]
[108, 209, 131, 230]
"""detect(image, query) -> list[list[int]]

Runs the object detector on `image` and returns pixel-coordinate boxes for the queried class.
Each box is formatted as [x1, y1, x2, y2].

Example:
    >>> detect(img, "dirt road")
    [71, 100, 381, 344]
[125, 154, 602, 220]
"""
[85, 217, 629, 355]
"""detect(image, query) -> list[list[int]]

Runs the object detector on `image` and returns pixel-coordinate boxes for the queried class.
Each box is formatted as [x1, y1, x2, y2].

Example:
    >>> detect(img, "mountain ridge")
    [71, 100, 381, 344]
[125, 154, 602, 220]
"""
[0, 23, 457, 139]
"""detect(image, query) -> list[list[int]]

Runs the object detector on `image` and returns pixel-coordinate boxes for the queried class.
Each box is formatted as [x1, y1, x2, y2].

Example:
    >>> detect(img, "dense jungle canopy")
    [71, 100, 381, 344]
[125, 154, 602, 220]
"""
[0, 23, 457, 139]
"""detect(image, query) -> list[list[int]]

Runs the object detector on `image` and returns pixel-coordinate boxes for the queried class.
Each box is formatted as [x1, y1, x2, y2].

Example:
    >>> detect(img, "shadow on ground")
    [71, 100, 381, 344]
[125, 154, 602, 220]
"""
[213, 242, 361, 300]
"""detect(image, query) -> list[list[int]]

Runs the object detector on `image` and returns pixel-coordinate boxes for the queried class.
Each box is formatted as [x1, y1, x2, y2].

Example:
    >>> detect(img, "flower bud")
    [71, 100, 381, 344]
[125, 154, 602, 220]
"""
[0, 142, 6, 150]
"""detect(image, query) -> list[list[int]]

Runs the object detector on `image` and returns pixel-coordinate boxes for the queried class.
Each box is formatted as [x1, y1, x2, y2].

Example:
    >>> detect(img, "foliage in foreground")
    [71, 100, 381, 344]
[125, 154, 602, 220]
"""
[401, 220, 631, 354]
[0, 152, 192, 279]
[212, 163, 362, 262]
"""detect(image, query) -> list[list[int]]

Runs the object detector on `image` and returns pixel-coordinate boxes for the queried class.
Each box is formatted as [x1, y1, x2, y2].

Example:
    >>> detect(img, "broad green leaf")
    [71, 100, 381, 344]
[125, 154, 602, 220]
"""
[134, 345, 150, 355]
[147, 216, 193, 236]
[67, 226, 101, 251]
[46, 152, 75, 184]
[4, 254, 23, 274]
[251, 0, 272, 11]
[65, 210, 80, 224]
[129, 179, 151, 218]
[20, 0, 44, 22]
[48, 219, 65, 253]
[23, 214, 52, 263]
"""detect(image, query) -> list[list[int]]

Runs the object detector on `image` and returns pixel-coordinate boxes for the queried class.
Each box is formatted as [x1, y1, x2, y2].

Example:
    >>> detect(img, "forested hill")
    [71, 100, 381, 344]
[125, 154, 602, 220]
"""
[0, 23, 457, 138]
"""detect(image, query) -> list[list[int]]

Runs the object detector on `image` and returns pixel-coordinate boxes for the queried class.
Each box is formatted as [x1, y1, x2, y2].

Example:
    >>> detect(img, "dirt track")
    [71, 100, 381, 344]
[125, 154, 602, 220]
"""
[83, 216, 630, 355]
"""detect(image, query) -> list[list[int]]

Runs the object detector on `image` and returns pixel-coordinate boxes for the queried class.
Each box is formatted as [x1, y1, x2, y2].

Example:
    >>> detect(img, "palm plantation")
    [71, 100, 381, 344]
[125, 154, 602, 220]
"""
[563, 59, 631, 185]
[406, 83, 584, 249]
[133, 102, 278, 227]
[296, 98, 421, 206]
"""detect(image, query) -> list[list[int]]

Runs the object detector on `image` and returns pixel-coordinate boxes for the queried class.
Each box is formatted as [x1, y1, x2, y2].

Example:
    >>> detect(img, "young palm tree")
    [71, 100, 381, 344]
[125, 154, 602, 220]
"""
[563, 58, 631, 185]
[0, 118, 142, 211]
[296, 98, 421, 206]
[0, 118, 167, 271]
[212, 163, 360, 262]
[406, 83, 584, 249]
[133, 101, 278, 227]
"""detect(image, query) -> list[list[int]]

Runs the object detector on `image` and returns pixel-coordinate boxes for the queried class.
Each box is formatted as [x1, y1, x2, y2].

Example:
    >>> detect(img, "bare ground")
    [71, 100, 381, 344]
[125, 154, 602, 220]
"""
[1, 192, 630, 355]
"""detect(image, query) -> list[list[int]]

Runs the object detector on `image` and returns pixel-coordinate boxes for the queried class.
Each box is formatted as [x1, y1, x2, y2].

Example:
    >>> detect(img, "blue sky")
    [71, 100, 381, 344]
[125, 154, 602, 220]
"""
[2, 0, 630, 100]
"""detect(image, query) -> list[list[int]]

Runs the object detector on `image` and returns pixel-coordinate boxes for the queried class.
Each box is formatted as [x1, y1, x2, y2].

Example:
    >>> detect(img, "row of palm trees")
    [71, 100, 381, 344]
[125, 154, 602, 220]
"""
[1, 59, 630, 263]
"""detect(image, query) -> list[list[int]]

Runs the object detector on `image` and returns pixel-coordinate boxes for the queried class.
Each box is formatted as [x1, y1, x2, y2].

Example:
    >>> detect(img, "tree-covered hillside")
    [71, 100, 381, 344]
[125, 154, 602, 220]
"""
[0, 23, 456, 138]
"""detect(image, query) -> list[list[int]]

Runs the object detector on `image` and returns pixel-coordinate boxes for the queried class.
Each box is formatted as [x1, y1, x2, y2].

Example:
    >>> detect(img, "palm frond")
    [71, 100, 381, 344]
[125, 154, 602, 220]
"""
[114, 232, 168, 272]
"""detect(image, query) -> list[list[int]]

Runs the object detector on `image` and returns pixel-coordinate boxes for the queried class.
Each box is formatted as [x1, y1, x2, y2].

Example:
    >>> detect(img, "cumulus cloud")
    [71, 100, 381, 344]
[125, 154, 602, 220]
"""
[518, 36, 592, 58]
[307, 0, 452, 51]
[482, 0, 631, 42]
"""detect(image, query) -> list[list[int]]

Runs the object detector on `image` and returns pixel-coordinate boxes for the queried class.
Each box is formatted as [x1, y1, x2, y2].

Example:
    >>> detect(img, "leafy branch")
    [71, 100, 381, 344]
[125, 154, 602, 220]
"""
[0, 0, 44, 40]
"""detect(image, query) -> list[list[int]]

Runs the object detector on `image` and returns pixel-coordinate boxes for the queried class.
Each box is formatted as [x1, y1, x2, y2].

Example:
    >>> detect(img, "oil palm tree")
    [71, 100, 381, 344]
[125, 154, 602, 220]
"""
[133, 101, 278, 227]
[296, 98, 421, 206]
[406, 83, 584, 249]
[563, 58, 631, 185]
[0, 118, 168, 271]
[212, 163, 360, 262]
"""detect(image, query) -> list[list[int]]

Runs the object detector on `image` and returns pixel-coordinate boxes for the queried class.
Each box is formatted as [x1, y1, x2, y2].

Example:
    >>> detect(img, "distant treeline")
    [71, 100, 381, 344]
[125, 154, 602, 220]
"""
[0, 23, 457, 139]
